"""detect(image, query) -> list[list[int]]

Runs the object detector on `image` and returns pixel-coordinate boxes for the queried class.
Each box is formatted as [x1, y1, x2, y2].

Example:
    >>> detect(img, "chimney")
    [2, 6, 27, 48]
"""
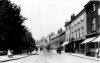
[71, 14, 75, 20]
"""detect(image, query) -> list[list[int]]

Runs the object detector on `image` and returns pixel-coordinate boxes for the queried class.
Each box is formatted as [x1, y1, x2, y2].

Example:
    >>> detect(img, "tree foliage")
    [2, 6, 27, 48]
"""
[0, 0, 35, 53]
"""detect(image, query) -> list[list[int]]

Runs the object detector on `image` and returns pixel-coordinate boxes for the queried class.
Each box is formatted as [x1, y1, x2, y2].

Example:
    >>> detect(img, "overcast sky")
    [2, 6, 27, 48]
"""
[10, 0, 90, 40]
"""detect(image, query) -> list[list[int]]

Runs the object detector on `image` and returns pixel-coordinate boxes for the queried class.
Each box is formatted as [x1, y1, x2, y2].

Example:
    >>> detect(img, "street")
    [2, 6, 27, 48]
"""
[3, 50, 100, 63]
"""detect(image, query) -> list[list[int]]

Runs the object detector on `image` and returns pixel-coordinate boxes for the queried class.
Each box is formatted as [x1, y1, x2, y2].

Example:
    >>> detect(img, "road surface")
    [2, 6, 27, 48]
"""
[4, 50, 100, 63]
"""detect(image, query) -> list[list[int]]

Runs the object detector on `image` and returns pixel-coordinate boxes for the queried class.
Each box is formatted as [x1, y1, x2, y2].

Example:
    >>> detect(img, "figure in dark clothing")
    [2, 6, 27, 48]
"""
[35, 47, 38, 53]
[56, 47, 61, 54]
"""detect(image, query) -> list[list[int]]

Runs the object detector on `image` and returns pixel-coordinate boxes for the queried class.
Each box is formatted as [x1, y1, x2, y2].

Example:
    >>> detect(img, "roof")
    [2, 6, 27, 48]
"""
[50, 34, 59, 40]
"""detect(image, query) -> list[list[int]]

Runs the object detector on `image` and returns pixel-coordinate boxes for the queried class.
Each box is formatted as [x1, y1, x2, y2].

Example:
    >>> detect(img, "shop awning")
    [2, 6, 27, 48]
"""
[81, 37, 96, 44]
[92, 36, 100, 42]
[61, 42, 69, 46]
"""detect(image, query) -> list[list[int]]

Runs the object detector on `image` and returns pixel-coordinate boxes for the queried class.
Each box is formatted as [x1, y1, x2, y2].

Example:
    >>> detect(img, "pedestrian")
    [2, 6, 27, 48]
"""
[98, 49, 100, 58]
[56, 48, 59, 54]
[59, 47, 61, 54]
[35, 47, 38, 53]
[7, 49, 13, 58]
[96, 49, 99, 58]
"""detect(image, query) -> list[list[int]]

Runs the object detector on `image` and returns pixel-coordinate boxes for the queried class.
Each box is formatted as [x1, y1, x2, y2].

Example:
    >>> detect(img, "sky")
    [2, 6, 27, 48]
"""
[10, 0, 90, 40]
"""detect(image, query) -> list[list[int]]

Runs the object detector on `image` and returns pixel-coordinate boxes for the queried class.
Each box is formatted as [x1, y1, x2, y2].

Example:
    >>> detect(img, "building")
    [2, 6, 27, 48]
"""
[82, 0, 100, 57]
[50, 34, 60, 49]
[50, 30, 65, 50]
[64, 1, 100, 56]
[65, 21, 71, 42]
[70, 9, 87, 54]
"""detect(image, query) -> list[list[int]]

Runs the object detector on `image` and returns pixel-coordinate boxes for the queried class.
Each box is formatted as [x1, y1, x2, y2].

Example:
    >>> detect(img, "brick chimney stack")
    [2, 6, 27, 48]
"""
[71, 14, 75, 20]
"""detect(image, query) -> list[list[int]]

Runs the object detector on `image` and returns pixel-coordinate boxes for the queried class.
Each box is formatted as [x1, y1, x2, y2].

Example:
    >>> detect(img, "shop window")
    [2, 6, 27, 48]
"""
[89, 43, 95, 48]
[80, 44, 85, 49]
[95, 42, 98, 48]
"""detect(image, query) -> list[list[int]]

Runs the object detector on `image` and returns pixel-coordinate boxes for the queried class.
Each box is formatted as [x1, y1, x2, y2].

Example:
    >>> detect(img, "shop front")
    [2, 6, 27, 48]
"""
[61, 41, 69, 52]
[91, 36, 100, 57]
[74, 39, 84, 54]
[80, 37, 96, 56]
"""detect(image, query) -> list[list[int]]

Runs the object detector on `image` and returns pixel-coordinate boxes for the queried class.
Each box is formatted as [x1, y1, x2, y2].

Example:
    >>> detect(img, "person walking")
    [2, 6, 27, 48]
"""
[7, 49, 13, 58]
[59, 47, 61, 54]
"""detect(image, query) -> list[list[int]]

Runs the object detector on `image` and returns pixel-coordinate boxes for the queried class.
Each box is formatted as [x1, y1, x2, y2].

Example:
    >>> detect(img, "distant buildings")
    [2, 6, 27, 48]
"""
[48, 0, 100, 58]
[49, 29, 65, 50]
[38, 0, 100, 58]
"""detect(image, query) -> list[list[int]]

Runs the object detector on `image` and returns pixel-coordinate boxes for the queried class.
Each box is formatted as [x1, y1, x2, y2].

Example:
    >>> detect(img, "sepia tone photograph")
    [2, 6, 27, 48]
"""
[0, 0, 100, 63]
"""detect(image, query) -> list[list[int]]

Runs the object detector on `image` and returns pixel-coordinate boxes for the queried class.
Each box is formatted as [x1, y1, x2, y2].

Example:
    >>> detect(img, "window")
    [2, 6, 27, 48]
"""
[77, 18, 79, 23]
[69, 26, 70, 30]
[79, 17, 81, 22]
[92, 18, 96, 31]
[75, 31, 76, 40]
[72, 32, 73, 39]
[93, 4, 96, 11]
[76, 19, 77, 24]
[98, 7, 100, 15]
[80, 28, 82, 37]
[76, 31, 77, 39]
[78, 29, 80, 38]
[82, 27, 84, 38]
[69, 33, 70, 41]
[77, 30, 79, 39]
[67, 27, 69, 30]
[66, 27, 67, 31]
[71, 23, 73, 27]
[81, 14, 84, 21]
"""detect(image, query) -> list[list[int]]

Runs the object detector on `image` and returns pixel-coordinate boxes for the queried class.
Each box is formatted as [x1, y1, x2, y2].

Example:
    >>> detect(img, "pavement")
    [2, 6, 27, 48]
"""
[52, 50, 100, 61]
[0, 51, 41, 62]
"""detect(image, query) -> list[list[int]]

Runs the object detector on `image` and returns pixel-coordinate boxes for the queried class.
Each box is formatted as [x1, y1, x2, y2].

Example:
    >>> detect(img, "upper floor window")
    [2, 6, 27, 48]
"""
[93, 4, 96, 11]
[92, 18, 96, 31]
[98, 7, 100, 15]
[80, 27, 84, 38]
[69, 26, 70, 30]
[77, 18, 80, 23]
[76, 19, 78, 25]
[77, 30, 79, 39]
[81, 14, 84, 21]
[80, 28, 82, 38]
[72, 32, 73, 38]
[75, 31, 77, 40]
[71, 23, 73, 27]
[76, 31, 77, 39]
[78, 29, 80, 38]
[74, 20, 76, 25]
[66, 27, 68, 31]
[67, 27, 69, 30]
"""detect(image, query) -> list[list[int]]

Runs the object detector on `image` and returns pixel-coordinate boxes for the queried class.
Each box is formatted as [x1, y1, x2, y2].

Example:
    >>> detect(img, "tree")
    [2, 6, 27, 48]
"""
[0, 0, 36, 54]
[0, 0, 27, 51]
